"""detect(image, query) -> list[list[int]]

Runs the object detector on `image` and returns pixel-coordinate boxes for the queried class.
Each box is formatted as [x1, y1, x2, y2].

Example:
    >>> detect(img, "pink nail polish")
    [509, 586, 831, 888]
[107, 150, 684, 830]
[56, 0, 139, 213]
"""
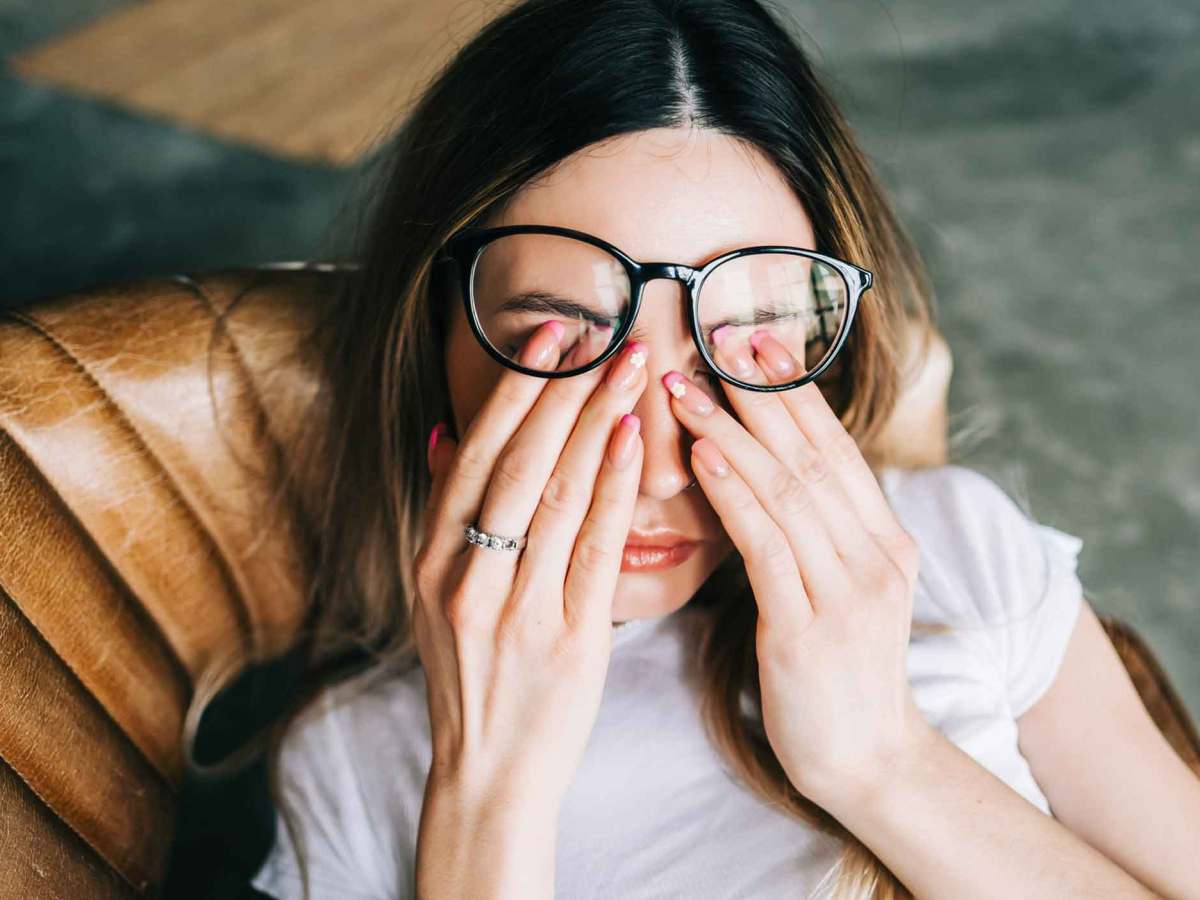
[662, 371, 685, 396]
[662, 370, 714, 415]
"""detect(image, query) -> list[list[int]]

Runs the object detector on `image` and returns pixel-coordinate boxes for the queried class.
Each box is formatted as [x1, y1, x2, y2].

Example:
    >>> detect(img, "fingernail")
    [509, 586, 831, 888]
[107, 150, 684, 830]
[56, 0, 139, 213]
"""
[749, 330, 796, 377]
[662, 371, 714, 415]
[521, 321, 564, 368]
[716, 339, 757, 378]
[609, 413, 641, 469]
[564, 334, 598, 371]
[692, 439, 729, 477]
[427, 422, 449, 473]
[607, 341, 648, 391]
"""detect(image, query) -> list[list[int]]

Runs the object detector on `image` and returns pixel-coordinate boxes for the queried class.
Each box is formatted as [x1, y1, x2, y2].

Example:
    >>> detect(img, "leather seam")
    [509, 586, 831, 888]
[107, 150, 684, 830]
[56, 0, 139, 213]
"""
[0, 752, 146, 893]
[0, 590, 160, 894]
[4, 308, 255, 654]
[174, 270, 324, 651]
[0, 430, 186, 796]
[174, 271, 301, 555]
[172, 271, 294, 464]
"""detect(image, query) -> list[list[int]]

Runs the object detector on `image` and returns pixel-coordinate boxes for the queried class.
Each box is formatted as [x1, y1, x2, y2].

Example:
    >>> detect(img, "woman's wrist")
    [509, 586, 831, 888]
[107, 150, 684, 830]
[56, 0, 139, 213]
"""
[795, 709, 945, 817]
[426, 753, 565, 820]
[415, 769, 560, 900]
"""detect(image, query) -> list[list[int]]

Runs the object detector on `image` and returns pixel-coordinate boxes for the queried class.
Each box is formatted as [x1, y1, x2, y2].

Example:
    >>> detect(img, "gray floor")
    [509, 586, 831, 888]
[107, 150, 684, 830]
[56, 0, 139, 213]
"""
[782, 0, 1200, 723]
[3, 1, 1198, 724]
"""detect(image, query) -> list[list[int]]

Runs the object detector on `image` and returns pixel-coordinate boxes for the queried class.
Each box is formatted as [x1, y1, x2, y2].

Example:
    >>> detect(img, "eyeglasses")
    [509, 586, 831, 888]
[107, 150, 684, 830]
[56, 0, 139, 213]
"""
[434, 223, 873, 392]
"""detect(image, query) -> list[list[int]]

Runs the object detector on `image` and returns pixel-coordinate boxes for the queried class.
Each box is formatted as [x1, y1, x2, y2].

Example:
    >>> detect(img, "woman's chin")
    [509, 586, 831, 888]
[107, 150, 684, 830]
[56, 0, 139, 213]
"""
[609, 537, 732, 624]
[609, 561, 700, 623]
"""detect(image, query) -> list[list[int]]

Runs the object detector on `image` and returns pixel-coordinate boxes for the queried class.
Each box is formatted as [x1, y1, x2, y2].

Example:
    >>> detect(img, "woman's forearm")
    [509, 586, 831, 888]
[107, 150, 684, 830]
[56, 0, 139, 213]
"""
[814, 723, 1159, 900]
[414, 773, 558, 900]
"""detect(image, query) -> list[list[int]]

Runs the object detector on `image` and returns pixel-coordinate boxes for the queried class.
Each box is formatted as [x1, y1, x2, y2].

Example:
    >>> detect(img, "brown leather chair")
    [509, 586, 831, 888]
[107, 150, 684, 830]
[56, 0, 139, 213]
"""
[2, 266, 1198, 899]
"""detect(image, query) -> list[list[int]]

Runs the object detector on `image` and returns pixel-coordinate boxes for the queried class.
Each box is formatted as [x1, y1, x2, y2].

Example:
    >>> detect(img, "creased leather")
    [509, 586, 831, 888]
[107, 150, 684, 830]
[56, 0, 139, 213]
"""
[0, 755, 138, 900]
[0, 267, 335, 895]
[0, 301, 251, 679]
[0, 584, 174, 894]
[0, 430, 189, 785]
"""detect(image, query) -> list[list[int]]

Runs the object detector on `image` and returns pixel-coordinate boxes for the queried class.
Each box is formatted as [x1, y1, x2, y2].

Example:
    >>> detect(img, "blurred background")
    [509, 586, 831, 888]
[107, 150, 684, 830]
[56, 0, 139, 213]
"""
[2, 0, 1198, 894]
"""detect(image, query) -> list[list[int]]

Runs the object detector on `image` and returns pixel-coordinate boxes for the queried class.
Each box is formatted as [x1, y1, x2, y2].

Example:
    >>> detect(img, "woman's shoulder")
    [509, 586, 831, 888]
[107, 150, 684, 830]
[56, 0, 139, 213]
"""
[877, 463, 1085, 627]
[877, 462, 1033, 528]
[254, 656, 430, 897]
[271, 653, 433, 845]
[281, 654, 431, 770]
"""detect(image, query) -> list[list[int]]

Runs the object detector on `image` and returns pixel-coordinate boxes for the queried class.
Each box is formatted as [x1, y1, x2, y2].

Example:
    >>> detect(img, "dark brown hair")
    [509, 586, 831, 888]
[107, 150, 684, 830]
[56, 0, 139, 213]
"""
[187, 2, 957, 897]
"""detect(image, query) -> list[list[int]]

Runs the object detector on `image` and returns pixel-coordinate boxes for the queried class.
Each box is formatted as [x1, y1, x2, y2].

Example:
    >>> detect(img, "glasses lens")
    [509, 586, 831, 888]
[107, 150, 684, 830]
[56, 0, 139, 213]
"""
[471, 233, 631, 372]
[698, 252, 849, 386]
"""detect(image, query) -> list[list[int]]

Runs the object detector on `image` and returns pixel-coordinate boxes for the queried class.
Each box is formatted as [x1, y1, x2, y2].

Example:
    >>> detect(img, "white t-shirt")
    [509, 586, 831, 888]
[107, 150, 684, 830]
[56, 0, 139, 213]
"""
[250, 463, 1086, 899]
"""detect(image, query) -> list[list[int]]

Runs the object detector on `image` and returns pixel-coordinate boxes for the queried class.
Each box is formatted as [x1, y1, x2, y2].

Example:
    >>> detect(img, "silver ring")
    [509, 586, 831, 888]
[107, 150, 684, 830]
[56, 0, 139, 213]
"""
[465, 523, 527, 552]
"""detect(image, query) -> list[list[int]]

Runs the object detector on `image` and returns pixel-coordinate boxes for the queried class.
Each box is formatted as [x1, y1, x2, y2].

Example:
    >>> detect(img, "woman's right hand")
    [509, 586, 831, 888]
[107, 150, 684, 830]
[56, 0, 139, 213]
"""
[413, 321, 648, 816]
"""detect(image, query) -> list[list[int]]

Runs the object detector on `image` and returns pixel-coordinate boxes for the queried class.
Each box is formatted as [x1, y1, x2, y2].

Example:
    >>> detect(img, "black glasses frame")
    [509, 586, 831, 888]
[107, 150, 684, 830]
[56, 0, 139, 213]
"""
[434, 223, 873, 392]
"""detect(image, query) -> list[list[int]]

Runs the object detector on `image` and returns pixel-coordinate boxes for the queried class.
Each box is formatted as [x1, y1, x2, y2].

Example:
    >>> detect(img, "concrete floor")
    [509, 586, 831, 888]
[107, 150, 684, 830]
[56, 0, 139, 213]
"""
[3, 0, 1197, 760]
[782, 0, 1200, 725]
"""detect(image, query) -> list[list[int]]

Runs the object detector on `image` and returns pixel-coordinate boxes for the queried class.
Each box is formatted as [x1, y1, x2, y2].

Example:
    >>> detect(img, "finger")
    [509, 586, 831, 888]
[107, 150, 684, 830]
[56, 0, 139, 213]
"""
[748, 330, 908, 549]
[472, 328, 614, 541]
[520, 341, 648, 607]
[563, 412, 643, 633]
[689, 437, 812, 632]
[429, 319, 567, 566]
[460, 331, 620, 599]
[560, 325, 612, 371]
[661, 369, 853, 607]
[709, 331, 883, 571]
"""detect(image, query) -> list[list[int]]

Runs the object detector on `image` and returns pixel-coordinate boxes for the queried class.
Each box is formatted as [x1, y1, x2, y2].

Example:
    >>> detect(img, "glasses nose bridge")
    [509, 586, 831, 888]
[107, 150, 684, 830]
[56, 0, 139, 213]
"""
[628, 262, 702, 362]
[637, 261, 699, 293]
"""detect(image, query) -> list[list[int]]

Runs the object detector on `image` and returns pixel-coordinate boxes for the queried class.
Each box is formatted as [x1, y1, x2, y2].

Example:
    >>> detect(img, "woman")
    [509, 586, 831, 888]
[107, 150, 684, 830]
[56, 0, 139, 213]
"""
[239, 1, 1199, 898]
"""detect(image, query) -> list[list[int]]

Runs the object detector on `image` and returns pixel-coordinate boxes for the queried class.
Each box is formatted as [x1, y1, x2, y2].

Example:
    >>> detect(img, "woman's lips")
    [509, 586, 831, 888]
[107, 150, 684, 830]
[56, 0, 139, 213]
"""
[620, 541, 699, 572]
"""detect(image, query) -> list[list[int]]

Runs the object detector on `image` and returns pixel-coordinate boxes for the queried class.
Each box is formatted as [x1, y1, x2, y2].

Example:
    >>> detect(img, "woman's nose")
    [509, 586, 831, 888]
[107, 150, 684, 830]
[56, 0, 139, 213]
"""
[625, 278, 700, 500]
[629, 376, 696, 499]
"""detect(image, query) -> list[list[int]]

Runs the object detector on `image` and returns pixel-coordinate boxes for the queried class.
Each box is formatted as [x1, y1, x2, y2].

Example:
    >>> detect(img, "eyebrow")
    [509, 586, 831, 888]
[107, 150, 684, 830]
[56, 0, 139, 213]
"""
[495, 291, 621, 328]
[700, 306, 828, 345]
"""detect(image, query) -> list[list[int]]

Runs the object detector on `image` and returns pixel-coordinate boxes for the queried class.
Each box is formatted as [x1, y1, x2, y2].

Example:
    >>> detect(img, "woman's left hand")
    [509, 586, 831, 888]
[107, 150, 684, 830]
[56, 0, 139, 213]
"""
[662, 329, 937, 809]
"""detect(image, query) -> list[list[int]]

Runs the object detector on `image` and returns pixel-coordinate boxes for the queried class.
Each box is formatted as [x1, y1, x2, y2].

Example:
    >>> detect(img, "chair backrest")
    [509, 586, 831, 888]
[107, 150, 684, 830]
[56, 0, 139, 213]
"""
[0, 266, 335, 898]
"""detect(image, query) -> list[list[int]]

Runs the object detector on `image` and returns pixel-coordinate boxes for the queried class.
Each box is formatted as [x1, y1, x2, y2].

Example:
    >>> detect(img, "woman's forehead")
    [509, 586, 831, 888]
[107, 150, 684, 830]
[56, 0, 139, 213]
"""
[495, 126, 817, 265]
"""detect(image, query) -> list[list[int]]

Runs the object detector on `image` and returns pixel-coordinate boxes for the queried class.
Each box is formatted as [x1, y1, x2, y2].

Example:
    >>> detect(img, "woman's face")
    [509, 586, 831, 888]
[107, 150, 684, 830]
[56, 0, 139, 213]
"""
[443, 126, 819, 623]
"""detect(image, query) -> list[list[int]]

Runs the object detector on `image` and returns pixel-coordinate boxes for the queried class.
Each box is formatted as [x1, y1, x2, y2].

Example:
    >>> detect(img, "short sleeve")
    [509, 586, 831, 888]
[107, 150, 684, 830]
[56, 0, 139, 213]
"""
[1000, 520, 1086, 718]
[882, 464, 1087, 718]
[250, 678, 405, 900]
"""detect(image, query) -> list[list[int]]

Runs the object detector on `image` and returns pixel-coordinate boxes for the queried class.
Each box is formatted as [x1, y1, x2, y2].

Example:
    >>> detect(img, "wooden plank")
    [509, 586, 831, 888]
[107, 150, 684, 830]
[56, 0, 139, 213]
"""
[10, 0, 514, 165]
